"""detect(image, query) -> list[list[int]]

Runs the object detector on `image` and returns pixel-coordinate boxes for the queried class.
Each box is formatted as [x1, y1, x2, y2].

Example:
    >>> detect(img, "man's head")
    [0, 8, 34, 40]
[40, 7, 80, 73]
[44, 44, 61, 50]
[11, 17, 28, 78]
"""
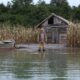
[40, 28, 45, 33]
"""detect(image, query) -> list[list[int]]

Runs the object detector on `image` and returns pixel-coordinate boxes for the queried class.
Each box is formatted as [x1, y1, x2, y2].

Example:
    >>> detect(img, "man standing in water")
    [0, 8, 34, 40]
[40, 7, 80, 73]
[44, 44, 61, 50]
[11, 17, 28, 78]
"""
[38, 28, 47, 51]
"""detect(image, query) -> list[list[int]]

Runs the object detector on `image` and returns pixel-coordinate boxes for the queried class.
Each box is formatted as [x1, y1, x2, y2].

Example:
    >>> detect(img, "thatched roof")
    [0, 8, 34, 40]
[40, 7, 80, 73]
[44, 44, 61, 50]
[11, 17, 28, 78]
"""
[36, 13, 70, 28]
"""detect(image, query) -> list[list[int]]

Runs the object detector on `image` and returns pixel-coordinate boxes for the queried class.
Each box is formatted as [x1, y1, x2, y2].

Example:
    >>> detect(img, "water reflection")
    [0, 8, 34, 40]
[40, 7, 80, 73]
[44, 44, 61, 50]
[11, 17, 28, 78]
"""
[0, 49, 80, 80]
[47, 50, 67, 80]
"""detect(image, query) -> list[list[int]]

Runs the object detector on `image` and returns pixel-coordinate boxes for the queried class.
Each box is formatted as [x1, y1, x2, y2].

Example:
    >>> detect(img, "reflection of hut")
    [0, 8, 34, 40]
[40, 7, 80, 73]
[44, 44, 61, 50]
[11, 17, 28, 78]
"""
[36, 13, 69, 44]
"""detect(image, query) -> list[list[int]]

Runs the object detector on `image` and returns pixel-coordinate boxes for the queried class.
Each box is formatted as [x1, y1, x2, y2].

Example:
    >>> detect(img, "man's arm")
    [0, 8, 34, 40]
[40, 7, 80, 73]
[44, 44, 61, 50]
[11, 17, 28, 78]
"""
[37, 33, 40, 42]
[45, 33, 47, 43]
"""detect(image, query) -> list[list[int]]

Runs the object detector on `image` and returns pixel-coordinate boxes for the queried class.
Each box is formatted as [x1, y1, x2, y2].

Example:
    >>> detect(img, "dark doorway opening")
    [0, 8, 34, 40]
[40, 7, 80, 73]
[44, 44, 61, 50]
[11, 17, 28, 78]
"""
[48, 17, 54, 24]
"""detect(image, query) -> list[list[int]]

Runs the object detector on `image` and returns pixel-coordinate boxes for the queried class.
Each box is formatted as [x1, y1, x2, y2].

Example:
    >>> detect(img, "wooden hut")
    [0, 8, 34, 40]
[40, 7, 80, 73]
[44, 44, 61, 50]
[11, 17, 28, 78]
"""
[36, 13, 70, 44]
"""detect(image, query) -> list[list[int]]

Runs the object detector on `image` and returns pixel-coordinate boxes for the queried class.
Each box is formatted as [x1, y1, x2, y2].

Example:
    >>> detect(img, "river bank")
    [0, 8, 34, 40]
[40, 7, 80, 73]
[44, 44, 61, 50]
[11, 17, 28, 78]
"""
[15, 44, 67, 52]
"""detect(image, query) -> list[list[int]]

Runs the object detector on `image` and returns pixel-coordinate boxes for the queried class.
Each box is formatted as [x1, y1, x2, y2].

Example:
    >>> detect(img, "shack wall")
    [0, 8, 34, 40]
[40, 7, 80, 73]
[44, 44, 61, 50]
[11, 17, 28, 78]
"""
[38, 15, 68, 44]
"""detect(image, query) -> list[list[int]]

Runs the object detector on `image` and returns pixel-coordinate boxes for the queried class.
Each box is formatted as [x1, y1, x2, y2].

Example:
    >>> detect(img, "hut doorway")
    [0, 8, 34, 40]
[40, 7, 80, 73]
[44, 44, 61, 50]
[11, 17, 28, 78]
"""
[52, 28, 59, 43]
[47, 28, 59, 43]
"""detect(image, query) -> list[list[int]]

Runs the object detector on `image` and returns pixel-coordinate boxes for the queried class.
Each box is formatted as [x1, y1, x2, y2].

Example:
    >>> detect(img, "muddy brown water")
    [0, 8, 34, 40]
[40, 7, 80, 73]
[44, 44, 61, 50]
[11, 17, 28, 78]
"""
[0, 48, 80, 80]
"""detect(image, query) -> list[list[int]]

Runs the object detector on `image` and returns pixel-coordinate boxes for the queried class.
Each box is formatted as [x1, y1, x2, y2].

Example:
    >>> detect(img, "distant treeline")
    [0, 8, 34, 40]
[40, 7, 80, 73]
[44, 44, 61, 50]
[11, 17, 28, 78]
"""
[0, 0, 80, 27]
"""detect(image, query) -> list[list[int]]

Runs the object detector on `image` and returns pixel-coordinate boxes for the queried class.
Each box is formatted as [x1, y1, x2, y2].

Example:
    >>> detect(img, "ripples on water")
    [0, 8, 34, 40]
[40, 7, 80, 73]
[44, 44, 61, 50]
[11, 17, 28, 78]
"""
[0, 49, 80, 80]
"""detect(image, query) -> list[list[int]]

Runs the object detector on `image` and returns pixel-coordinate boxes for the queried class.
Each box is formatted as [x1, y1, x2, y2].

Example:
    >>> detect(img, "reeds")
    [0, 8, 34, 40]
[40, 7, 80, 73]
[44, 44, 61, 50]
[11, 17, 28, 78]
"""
[0, 24, 38, 44]
[0, 23, 80, 47]
[67, 23, 80, 47]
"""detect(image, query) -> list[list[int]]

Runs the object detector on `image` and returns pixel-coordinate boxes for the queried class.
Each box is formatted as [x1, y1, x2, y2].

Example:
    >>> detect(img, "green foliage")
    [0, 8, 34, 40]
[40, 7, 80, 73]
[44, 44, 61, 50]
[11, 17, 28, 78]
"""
[0, 0, 80, 27]
[12, 0, 32, 7]
[71, 6, 80, 22]
[50, 0, 68, 6]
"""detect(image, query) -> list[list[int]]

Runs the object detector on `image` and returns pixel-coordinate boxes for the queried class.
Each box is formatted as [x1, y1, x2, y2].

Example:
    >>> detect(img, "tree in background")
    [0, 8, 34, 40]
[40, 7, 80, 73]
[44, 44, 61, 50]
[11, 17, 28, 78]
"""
[50, 0, 71, 19]
[0, 0, 80, 27]
[71, 5, 80, 22]
[50, 0, 68, 6]
[12, 0, 32, 7]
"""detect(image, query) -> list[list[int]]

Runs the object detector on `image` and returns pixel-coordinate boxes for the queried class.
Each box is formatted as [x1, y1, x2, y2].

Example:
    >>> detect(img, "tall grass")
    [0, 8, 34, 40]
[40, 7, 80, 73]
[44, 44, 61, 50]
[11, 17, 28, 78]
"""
[0, 24, 38, 44]
[0, 23, 80, 47]
[67, 23, 80, 47]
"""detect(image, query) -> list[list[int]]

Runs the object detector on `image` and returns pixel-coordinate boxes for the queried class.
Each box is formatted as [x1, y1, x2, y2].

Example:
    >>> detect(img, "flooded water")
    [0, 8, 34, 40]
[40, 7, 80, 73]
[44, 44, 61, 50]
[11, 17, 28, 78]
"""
[0, 49, 80, 80]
